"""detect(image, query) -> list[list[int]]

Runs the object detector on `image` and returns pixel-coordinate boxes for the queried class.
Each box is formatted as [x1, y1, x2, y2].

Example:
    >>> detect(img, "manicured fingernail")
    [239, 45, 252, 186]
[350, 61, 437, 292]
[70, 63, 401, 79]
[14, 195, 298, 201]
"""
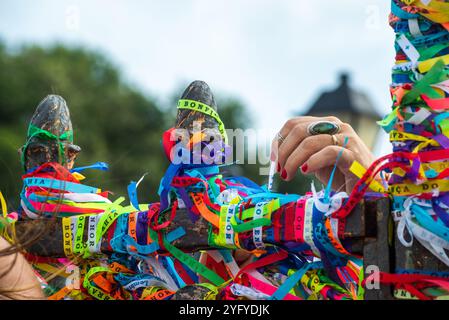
[281, 169, 288, 180]
[301, 164, 308, 173]
[277, 163, 281, 172]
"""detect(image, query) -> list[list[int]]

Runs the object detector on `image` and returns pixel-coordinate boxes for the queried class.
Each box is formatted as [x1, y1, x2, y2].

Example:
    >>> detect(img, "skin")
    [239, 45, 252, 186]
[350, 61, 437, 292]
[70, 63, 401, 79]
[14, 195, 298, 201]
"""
[271, 116, 376, 194]
[0, 237, 45, 300]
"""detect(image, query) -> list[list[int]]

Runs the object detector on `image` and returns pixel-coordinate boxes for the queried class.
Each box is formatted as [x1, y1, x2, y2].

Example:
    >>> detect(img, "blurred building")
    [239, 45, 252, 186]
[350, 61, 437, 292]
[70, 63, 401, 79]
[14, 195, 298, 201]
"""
[301, 72, 381, 150]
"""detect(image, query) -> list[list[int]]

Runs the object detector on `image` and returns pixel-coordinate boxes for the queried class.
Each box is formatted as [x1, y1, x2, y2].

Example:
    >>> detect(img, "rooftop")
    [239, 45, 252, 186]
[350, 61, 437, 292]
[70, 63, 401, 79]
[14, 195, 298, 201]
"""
[303, 73, 381, 120]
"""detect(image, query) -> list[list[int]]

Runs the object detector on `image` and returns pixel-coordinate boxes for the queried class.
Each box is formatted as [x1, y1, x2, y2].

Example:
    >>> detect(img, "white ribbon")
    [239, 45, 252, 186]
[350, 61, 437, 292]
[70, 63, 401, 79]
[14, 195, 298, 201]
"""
[230, 283, 270, 300]
[253, 202, 266, 249]
[396, 197, 449, 266]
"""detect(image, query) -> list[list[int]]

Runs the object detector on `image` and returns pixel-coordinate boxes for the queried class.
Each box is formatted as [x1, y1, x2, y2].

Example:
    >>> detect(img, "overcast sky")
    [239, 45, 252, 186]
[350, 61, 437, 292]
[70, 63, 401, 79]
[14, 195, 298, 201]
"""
[0, 0, 393, 155]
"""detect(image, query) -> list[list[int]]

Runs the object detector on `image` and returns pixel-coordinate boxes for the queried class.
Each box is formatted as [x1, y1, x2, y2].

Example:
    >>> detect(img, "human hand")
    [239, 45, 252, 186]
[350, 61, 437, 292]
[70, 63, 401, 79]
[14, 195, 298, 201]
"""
[271, 116, 375, 194]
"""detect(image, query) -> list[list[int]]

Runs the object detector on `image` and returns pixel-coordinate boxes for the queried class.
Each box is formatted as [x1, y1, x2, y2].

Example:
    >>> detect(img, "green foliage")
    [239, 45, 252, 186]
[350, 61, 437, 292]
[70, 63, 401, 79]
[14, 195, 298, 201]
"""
[0, 41, 310, 209]
[0, 43, 169, 208]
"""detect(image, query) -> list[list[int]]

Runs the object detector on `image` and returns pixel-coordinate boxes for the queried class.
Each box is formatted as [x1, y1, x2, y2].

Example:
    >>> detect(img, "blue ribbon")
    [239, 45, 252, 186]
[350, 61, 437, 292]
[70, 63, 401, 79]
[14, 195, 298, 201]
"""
[270, 261, 322, 300]
[71, 162, 109, 173]
[23, 177, 98, 193]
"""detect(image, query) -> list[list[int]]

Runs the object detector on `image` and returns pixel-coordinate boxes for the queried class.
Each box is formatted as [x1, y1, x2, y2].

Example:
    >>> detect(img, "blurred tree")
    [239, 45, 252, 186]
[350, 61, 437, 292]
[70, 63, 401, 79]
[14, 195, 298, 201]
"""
[0, 42, 167, 208]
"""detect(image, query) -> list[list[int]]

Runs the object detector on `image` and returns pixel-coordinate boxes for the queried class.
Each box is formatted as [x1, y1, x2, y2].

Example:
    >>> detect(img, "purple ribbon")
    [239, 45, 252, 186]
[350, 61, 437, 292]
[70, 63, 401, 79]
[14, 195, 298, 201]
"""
[177, 188, 199, 223]
[136, 210, 148, 245]
[433, 134, 449, 149]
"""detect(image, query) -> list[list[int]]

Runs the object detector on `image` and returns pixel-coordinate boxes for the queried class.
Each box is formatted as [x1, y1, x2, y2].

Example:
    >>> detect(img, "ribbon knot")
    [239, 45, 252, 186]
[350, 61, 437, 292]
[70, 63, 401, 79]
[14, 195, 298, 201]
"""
[21, 124, 74, 170]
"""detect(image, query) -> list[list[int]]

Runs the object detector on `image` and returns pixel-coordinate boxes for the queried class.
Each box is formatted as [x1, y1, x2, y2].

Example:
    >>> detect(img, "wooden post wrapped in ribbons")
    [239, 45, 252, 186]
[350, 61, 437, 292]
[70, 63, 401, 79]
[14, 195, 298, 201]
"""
[375, 0, 449, 300]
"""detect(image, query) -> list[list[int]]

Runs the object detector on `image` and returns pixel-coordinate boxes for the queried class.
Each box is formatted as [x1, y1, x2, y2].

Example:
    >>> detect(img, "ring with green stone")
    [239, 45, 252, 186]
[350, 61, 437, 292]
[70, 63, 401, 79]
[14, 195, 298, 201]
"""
[307, 121, 341, 136]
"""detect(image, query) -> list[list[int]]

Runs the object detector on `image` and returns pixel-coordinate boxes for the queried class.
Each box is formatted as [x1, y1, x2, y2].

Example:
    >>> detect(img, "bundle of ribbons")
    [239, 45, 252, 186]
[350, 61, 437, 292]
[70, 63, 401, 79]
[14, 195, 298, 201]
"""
[357, 0, 449, 300]
[2, 93, 379, 300]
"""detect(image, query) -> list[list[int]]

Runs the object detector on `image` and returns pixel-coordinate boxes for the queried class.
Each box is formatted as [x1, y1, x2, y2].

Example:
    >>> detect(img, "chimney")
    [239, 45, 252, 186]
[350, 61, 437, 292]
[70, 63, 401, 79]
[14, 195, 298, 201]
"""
[339, 72, 349, 88]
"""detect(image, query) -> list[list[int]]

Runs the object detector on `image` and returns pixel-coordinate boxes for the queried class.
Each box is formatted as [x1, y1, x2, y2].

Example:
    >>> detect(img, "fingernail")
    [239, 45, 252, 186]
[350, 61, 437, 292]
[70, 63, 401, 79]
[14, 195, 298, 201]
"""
[270, 151, 275, 161]
[281, 169, 288, 180]
[301, 164, 308, 173]
[277, 163, 281, 172]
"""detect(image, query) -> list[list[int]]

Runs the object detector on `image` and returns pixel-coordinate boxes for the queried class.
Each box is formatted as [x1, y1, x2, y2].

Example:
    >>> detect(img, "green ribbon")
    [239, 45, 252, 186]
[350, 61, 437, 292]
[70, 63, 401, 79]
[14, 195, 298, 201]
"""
[402, 59, 449, 106]
[377, 106, 399, 129]
[177, 99, 228, 144]
[21, 124, 73, 170]
[232, 218, 272, 233]
[419, 43, 448, 61]
[162, 235, 226, 286]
